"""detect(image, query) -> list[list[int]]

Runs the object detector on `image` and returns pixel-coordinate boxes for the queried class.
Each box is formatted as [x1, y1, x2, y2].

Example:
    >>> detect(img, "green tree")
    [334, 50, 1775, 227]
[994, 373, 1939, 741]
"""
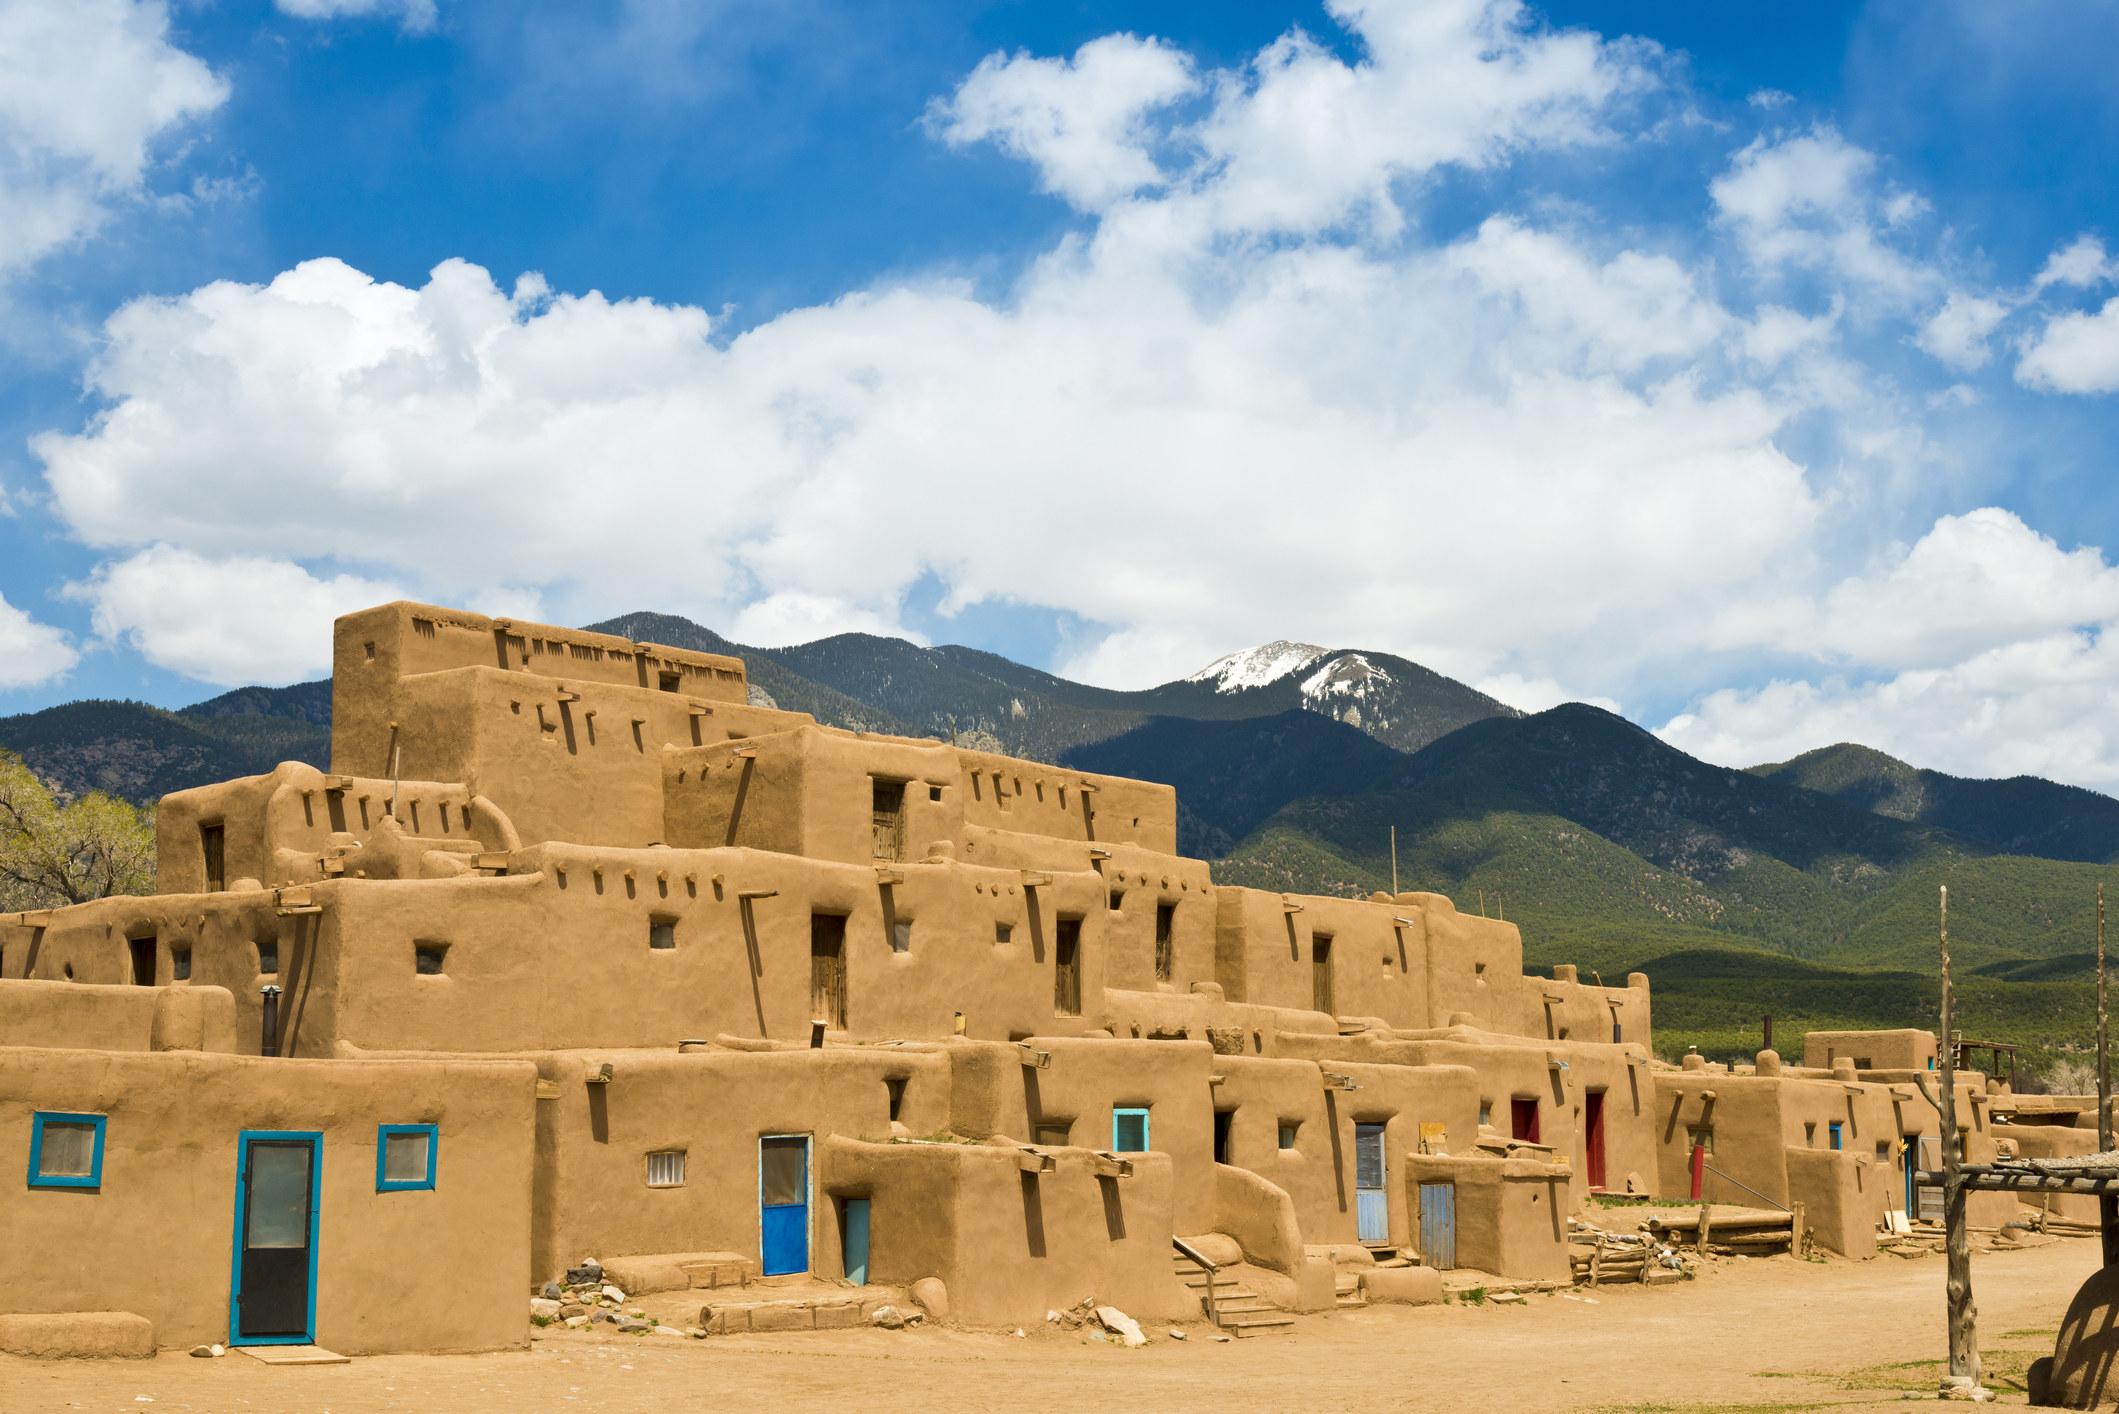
[0, 750, 156, 911]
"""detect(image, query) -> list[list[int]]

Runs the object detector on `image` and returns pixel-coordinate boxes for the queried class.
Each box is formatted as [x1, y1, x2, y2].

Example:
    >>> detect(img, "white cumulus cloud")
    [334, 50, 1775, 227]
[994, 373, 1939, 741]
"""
[933, 35, 1197, 212]
[0, 0, 226, 276]
[23, 0, 2119, 796]
[66, 545, 399, 686]
[0, 593, 78, 690]
[2017, 298, 2119, 395]
[273, 0, 436, 30]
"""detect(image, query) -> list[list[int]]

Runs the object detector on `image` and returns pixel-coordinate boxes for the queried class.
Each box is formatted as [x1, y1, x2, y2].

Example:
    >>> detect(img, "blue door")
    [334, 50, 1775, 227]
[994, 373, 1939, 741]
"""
[1354, 1124, 1388, 1244]
[841, 1198, 870, 1285]
[760, 1136, 810, 1276]
[1418, 1182, 1456, 1271]
[230, 1131, 321, 1346]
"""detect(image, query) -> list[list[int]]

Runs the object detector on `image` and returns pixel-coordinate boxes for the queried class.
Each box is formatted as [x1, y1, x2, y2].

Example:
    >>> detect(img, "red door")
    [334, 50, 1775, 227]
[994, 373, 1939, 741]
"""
[1510, 1098, 1539, 1143]
[1584, 1091, 1606, 1190]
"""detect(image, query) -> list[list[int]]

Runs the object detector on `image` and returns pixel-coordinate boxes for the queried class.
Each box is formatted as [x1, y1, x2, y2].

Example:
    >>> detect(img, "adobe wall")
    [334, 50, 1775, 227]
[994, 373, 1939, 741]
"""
[819, 1136, 1191, 1325]
[1653, 1066, 2013, 1251]
[2004, 1122, 2103, 1223]
[0, 979, 235, 1053]
[3, 892, 293, 1060]
[157, 762, 497, 893]
[524, 1045, 954, 1284]
[0, 1047, 535, 1353]
[288, 845, 1138, 1053]
[662, 727, 1180, 866]
[334, 601, 747, 716]
[1359, 1033, 1657, 1199]
[346, 665, 807, 850]
[1521, 965, 1653, 1052]
[1802, 1029, 1937, 1072]
[1404, 1153, 1572, 1278]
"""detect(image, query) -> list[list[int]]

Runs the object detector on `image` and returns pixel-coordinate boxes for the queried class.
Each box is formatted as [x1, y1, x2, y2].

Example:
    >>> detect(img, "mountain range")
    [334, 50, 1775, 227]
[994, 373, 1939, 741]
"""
[5, 612, 2111, 1078]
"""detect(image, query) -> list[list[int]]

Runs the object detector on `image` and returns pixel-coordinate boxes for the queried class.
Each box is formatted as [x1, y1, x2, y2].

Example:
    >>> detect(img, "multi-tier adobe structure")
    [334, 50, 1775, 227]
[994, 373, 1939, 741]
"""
[0, 603, 2001, 1356]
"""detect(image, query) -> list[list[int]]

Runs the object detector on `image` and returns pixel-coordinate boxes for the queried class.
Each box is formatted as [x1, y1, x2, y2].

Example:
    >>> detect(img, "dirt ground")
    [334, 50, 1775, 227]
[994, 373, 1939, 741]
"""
[2, 1237, 2094, 1414]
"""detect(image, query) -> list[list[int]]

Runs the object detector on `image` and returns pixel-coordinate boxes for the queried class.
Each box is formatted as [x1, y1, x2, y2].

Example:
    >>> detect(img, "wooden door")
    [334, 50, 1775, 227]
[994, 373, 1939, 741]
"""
[1418, 1182, 1456, 1270]
[810, 915, 846, 1029]
[1584, 1090, 1606, 1190]
[871, 781, 905, 862]
[1510, 1098, 1539, 1143]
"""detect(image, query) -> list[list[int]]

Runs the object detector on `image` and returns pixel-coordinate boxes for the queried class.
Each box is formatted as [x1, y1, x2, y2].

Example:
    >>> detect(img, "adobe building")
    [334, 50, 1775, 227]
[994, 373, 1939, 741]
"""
[1651, 1044, 2014, 1257]
[0, 602, 2024, 1354]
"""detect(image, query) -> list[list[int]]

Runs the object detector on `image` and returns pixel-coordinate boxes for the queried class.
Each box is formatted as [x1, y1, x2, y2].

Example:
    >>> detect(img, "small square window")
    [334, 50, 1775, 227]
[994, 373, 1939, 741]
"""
[995, 923, 1013, 945]
[1477, 1102, 1492, 1127]
[415, 943, 448, 975]
[29, 1113, 105, 1187]
[171, 947, 192, 982]
[376, 1124, 437, 1191]
[928, 785, 942, 802]
[256, 942, 279, 975]
[1687, 1126, 1715, 1155]
[646, 1150, 686, 1187]
[891, 921, 911, 954]
[1876, 1141, 1891, 1161]
[1108, 889, 1125, 911]
[1036, 1123, 1072, 1147]
[649, 921, 676, 950]
[1113, 1108, 1150, 1153]
[1278, 1123, 1299, 1151]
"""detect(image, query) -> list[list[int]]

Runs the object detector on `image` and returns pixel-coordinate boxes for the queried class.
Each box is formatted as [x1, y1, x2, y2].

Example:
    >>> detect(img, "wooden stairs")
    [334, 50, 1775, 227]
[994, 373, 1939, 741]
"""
[1171, 1249, 1294, 1338]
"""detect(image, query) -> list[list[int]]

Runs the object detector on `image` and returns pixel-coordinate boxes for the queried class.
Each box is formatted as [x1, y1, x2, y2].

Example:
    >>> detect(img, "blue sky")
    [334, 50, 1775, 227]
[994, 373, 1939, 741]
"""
[3, 0, 2119, 790]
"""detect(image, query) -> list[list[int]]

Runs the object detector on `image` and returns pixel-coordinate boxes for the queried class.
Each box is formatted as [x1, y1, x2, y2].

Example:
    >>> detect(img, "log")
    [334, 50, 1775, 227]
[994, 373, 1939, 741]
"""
[1648, 1212, 1793, 1231]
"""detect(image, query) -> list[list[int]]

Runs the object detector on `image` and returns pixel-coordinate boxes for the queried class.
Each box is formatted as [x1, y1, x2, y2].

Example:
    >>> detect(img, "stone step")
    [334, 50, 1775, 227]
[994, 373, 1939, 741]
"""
[1335, 1294, 1368, 1309]
[1220, 1314, 1295, 1337]
[1186, 1286, 1265, 1304]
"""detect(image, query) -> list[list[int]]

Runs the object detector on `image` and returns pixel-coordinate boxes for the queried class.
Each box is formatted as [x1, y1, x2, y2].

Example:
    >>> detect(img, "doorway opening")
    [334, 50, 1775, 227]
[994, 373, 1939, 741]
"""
[231, 1131, 320, 1346]
[810, 915, 847, 1030]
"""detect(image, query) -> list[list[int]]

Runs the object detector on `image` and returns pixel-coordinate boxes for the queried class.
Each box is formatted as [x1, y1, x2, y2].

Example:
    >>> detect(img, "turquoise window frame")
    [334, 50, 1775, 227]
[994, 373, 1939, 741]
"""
[1112, 1107, 1150, 1153]
[27, 1111, 106, 1189]
[375, 1124, 439, 1192]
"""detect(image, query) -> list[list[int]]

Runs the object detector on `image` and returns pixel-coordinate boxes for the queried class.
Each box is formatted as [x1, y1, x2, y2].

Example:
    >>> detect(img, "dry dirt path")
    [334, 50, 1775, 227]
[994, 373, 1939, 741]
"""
[1, 1237, 2093, 1414]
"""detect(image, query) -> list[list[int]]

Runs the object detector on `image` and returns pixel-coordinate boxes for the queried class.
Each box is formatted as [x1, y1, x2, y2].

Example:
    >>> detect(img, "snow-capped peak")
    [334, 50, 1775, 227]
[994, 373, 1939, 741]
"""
[1300, 653, 1392, 701]
[1186, 641, 1329, 694]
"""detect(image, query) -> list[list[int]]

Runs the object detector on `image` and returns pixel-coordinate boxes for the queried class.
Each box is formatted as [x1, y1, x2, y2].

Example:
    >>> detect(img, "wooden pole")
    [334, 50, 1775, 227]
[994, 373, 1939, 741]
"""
[2100, 883, 2115, 1266]
[1937, 885, 1979, 1387]
[1390, 826, 1398, 897]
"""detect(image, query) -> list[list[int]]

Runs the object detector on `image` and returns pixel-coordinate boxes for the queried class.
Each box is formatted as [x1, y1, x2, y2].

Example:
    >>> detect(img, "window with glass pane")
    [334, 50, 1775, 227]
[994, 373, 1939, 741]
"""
[375, 1124, 437, 1190]
[247, 1142, 312, 1246]
[1112, 1108, 1149, 1153]
[760, 1138, 806, 1204]
[36, 1118, 100, 1181]
[646, 1150, 686, 1187]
